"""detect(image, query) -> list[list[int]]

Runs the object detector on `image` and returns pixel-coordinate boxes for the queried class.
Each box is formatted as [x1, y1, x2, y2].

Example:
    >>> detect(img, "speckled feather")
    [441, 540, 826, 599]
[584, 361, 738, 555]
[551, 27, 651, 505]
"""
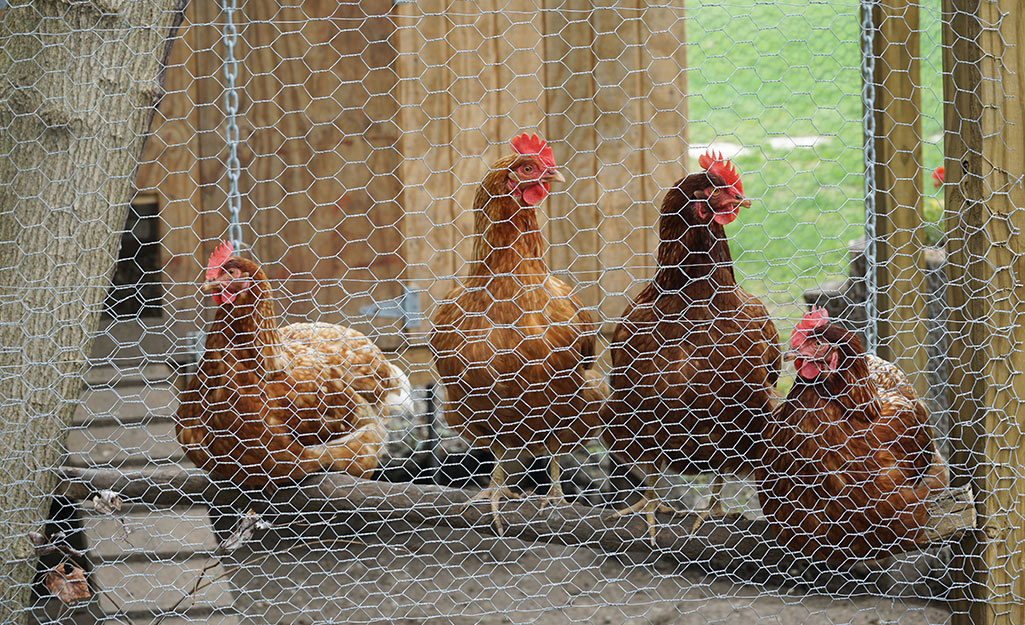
[176, 257, 408, 487]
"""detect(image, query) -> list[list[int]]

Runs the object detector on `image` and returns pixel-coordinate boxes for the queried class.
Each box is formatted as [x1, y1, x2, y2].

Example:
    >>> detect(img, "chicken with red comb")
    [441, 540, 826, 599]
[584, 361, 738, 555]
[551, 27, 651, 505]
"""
[176, 242, 414, 487]
[429, 133, 606, 535]
[758, 308, 951, 562]
[602, 153, 780, 542]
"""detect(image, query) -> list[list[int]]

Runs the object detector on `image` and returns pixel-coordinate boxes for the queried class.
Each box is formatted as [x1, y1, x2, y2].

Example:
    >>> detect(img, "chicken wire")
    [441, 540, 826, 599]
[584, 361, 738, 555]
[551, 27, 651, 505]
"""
[2, 1, 1014, 624]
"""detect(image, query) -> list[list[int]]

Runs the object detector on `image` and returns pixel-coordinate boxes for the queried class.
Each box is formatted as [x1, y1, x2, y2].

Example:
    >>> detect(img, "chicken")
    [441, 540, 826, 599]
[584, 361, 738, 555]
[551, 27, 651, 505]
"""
[429, 132, 607, 533]
[757, 307, 949, 563]
[176, 241, 413, 487]
[602, 152, 781, 541]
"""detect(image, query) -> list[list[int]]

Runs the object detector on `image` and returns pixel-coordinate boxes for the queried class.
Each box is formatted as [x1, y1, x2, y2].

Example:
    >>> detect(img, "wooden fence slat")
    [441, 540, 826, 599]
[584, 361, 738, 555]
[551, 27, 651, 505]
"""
[542, 1, 600, 313]
[638, 3, 688, 298]
[396, 2, 491, 340]
[191, 0, 231, 287]
[488, 3, 546, 143]
[391, 0, 439, 342]
[868, 0, 929, 395]
[591, 6, 647, 328]
[137, 2, 205, 332]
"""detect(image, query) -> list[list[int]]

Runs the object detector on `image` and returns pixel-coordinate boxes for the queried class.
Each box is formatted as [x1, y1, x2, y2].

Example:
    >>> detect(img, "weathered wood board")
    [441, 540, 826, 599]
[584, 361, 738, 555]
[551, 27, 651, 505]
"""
[140, 2, 691, 355]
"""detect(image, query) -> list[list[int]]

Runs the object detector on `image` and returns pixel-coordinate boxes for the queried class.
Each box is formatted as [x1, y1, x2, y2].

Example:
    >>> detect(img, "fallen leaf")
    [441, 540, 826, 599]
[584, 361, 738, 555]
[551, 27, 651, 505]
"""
[45, 563, 90, 606]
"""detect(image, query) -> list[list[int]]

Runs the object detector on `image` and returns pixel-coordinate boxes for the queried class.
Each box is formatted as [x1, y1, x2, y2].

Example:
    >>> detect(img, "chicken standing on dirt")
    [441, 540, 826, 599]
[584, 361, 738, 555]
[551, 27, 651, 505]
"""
[177, 242, 413, 487]
[602, 152, 781, 541]
[757, 307, 950, 563]
[429, 133, 607, 534]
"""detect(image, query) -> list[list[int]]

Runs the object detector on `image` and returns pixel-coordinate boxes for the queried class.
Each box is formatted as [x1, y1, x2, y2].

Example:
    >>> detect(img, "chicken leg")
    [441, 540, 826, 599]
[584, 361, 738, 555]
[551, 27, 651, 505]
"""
[608, 465, 688, 545]
[538, 455, 569, 510]
[464, 451, 520, 535]
[690, 475, 726, 532]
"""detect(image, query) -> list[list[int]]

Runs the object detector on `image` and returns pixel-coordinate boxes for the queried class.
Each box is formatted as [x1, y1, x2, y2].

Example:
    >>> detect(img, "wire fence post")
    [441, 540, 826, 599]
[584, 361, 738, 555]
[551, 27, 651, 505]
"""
[944, 2, 1025, 624]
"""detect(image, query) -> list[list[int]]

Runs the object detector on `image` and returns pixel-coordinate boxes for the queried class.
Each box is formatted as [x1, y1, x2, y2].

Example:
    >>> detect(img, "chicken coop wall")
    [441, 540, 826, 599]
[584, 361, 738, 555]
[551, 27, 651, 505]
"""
[138, 0, 688, 351]
[137, 1, 407, 346]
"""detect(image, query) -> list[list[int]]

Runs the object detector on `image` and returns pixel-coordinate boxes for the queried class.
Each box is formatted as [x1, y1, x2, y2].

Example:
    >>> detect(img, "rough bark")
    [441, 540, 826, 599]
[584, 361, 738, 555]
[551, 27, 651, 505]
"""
[0, 0, 184, 620]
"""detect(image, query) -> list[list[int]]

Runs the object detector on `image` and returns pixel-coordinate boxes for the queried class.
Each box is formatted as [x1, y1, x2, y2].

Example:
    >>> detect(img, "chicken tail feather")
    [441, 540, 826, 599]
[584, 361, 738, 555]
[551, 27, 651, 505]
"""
[306, 422, 387, 479]
[383, 363, 415, 417]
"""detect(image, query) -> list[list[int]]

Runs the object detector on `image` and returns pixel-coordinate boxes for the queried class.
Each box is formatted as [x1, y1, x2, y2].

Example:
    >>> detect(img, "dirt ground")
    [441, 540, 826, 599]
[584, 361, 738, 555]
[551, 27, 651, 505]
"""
[224, 516, 953, 625]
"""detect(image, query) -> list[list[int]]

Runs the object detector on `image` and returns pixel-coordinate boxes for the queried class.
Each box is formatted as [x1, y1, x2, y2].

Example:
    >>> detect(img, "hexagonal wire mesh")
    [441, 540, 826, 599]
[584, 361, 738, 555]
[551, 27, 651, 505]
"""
[9, 0, 1011, 624]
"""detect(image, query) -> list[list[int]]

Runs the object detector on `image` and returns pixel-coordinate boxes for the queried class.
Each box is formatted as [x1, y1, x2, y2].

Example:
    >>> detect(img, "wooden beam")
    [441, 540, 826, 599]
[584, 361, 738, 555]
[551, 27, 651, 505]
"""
[866, 0, 930, 395]
[943, 2, 1025, 624]
[55, 465, 974, 597]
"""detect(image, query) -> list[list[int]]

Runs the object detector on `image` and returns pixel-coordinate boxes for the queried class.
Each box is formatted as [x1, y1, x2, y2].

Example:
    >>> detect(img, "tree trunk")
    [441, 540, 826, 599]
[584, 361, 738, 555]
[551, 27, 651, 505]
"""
[0, 0, 184, 620]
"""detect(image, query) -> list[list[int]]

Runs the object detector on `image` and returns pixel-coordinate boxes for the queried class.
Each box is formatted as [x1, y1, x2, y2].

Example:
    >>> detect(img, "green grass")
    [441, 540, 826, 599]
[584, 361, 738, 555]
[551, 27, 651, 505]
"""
[685, 0, 947, 320]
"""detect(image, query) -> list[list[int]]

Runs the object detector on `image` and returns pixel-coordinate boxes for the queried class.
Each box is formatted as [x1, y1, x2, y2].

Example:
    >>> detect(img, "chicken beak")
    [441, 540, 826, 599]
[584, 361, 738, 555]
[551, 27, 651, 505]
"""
[782, 350, 798, 362]
[200, 282, 219, 295]
[544, 168, 566, 184]
[739, 198, 752, 209]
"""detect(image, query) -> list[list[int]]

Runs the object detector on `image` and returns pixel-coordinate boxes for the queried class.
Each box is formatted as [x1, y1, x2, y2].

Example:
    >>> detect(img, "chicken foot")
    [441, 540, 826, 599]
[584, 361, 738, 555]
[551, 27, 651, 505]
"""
[608, 469, 688, 545]
[464, 456, 521, 536]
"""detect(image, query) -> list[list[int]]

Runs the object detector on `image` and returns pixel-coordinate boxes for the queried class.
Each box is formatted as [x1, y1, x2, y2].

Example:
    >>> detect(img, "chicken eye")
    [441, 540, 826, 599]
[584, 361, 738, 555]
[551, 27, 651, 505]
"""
[522, 164, 534, 174]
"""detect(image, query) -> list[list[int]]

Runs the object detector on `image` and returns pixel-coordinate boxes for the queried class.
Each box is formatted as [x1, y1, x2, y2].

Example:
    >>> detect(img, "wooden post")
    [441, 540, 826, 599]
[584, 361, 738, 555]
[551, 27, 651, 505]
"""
[944, 2, 1025, 624]
[866, 0, 930, 395]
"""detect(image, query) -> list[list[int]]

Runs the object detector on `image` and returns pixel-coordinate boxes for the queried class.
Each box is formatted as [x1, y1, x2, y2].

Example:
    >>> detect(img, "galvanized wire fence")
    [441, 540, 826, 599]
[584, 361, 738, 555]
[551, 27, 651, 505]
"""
[3, 1, 1017, 624]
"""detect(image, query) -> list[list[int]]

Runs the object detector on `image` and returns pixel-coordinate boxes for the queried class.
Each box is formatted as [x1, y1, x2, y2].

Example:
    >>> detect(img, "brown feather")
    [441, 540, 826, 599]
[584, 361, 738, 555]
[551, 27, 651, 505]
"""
[602, 173, 781, 477]
[176, 258, 407, 487]
[757, 324, 949, 562]
[429, 153, 606, 459]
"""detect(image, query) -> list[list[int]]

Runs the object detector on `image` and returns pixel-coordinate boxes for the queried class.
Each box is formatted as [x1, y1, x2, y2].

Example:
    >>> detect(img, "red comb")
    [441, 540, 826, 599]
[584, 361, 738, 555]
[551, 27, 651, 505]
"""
[510, 133, 556, 169]
[698, 150, 743, 195]
[932, 166, 945, 188]
[205, 240, 233, 281]
[790, 306, 829, 350]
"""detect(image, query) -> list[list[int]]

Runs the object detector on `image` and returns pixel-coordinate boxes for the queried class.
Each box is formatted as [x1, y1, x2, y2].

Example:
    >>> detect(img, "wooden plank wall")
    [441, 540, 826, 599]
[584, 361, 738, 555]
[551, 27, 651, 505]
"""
[396, 2, 689, 337]
[142, 1, 689, 349]
[141, 1, 405, 340]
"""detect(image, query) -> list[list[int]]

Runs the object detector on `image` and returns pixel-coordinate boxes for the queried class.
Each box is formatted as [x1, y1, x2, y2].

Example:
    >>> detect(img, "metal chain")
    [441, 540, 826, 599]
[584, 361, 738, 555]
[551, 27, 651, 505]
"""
[860, 0, 878, 355]
[222, 0, 243, 252]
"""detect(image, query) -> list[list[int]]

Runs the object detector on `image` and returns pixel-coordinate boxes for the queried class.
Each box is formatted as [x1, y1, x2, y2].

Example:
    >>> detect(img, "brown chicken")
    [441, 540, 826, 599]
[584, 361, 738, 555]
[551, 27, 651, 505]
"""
[602, 152, 781, 540]
[757, 307, 949, 563]
[177, 242, 412, 487]
[429, 133, 607, 533]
